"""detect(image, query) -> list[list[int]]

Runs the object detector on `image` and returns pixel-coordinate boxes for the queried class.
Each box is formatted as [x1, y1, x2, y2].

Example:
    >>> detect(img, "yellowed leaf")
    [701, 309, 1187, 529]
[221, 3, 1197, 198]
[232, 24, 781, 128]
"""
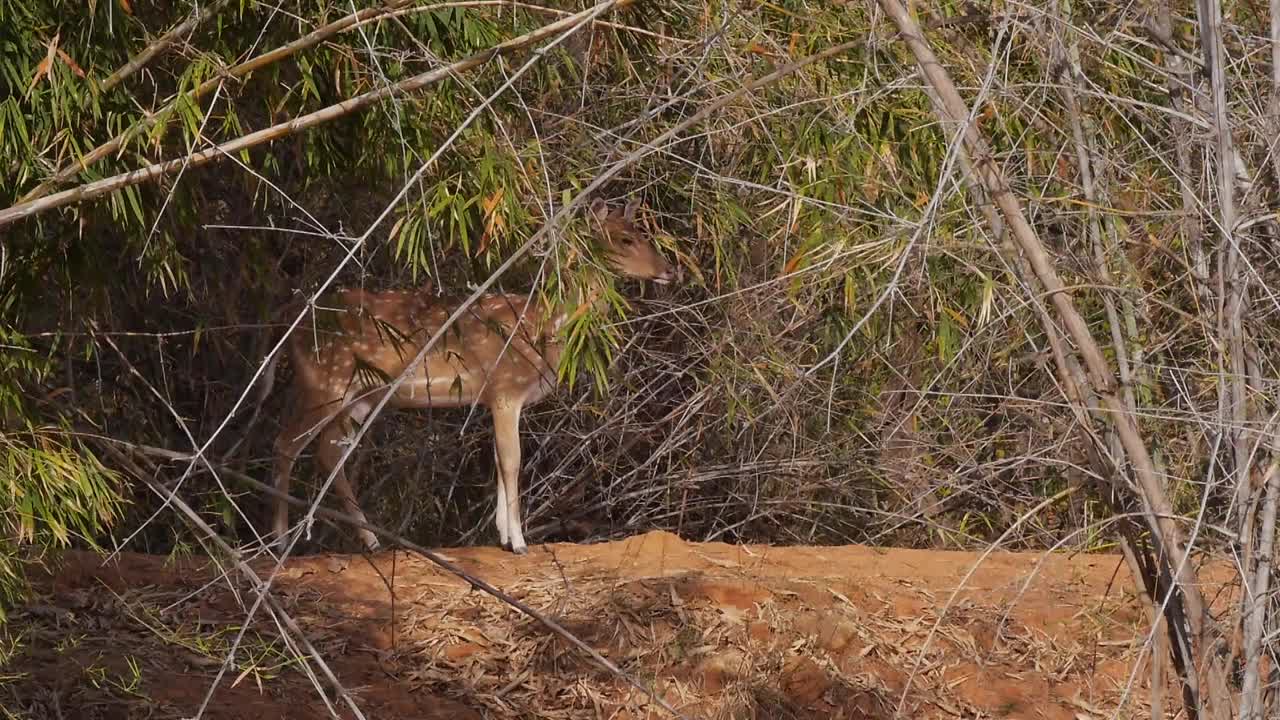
[476, 187, 506, 255]
[28, 34, 59, 93]
[781, 249, 805, 277]
[942, 305, 970, 329]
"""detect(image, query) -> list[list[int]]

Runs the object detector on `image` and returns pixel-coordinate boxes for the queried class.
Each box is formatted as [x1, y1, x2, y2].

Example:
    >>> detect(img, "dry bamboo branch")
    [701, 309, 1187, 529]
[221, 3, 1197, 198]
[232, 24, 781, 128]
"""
[100, 0, 233, 94]
[1195, 6, 1259, 715]
[1234, 13, 1280, 720]
[1151, 16, 1218, 704]
[1051, 13, 1177, 718]
[873, 1, 1226, 716]
[1272, 0, 1280, 193]
[0, 1, 621, 226]
[1196, 0, 1253, 562]
[1240, 436, 1280, 719]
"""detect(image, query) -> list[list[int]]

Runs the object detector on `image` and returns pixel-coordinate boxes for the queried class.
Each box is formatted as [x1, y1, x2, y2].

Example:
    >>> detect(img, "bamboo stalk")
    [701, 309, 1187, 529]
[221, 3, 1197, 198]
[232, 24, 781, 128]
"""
[20, 0, 420, 203]
[100, 0, 233, 94]
[1237, 7, 1280, 718]
[19, 0, 650, 204]
[1240, 446, 1280, 719]
[1195, 0, 1253, 569]
[873, 1, 1227, 717]
[1050, 9, 1175, 717]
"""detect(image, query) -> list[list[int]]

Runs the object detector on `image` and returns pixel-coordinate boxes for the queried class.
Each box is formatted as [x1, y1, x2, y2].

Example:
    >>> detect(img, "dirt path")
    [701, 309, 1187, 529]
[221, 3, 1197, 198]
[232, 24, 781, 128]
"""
[4, 530, 1222, 719]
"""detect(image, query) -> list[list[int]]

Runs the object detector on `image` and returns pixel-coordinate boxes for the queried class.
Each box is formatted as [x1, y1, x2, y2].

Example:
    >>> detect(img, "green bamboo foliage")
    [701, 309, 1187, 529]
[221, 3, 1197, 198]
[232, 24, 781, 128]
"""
[1, 0, 1272, 556]
[0, 0, 539, 612]
[0, 428, 123, 620]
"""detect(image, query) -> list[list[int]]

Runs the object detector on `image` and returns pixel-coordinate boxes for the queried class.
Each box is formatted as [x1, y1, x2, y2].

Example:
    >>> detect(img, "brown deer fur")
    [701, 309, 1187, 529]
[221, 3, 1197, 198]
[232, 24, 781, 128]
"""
[262, 197, 676, 554]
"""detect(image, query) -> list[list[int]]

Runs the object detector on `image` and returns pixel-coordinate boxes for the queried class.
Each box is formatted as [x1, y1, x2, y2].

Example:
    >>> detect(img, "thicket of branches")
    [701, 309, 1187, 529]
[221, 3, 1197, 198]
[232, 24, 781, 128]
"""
[3, 0, 1280, 715]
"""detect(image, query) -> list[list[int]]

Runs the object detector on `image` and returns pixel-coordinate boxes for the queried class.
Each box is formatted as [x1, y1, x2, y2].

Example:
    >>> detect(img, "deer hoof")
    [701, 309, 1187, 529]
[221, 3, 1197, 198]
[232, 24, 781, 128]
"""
[510, 543, 528, 556]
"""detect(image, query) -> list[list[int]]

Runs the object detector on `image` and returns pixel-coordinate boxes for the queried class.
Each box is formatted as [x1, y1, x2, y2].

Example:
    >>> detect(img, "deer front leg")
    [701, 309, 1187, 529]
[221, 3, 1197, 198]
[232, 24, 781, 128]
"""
[316, 418, 381, 552]
[491, 399, 527, 555]
[271, 435, 300, 553]
[493, 443, 510, 548]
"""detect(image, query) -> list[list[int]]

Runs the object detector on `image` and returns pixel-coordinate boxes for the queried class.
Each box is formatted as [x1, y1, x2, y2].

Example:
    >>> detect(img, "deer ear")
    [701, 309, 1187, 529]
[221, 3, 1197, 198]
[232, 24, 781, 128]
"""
[623, 197, 641, 221]
[589, 198, 610, 223]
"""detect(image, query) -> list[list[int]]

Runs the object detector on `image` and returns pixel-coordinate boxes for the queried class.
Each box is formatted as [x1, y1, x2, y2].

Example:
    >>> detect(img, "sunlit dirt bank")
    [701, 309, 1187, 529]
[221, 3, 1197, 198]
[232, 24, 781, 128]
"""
[6, 530, 1223, 719]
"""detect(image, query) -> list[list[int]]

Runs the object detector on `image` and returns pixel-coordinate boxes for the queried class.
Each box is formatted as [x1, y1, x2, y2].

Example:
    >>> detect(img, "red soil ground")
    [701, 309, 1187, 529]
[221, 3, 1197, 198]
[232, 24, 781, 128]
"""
[4, 530, 1224, 719]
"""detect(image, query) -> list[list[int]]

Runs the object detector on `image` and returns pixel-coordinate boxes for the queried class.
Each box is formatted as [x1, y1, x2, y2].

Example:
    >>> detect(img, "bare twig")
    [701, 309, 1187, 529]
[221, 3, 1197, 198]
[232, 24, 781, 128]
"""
[1051, 13, 1176, 718]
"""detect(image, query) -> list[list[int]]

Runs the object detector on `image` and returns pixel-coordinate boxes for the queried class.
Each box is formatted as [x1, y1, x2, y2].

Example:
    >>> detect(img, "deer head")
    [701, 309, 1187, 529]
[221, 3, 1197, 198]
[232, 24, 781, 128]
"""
[589, 197, 677, 284]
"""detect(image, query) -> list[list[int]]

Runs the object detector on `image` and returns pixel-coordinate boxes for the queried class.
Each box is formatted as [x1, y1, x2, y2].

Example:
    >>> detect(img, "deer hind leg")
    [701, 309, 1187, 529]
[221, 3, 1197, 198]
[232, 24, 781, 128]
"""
[314, 410, 381, 552]
[491, 399, 527, 555]
[272, 401, 334, 552]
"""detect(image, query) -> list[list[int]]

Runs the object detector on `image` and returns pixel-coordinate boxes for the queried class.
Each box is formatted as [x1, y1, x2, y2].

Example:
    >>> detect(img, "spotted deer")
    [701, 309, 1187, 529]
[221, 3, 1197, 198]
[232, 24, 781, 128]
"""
[259, 197, 676, 554]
